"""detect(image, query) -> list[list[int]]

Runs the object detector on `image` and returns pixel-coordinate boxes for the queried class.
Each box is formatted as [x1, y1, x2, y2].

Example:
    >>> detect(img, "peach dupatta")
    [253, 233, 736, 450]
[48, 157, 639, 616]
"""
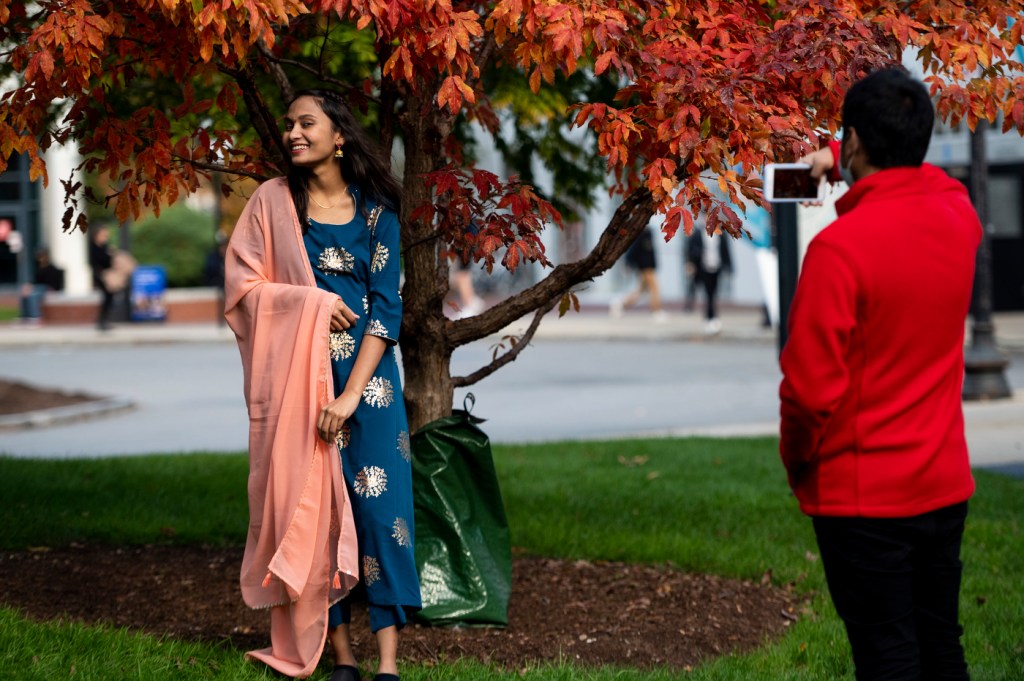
[224, 178, 359, 678]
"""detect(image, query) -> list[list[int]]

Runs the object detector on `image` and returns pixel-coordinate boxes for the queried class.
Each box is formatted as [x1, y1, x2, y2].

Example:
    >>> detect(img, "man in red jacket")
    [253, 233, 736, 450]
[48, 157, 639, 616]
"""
[780, 67, 980, 680]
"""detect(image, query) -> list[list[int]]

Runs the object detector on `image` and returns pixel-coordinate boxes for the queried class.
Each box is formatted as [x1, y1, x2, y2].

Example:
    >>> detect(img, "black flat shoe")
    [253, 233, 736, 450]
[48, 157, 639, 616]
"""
[373, 675, 399, 681]
[329, 665, 361, 681]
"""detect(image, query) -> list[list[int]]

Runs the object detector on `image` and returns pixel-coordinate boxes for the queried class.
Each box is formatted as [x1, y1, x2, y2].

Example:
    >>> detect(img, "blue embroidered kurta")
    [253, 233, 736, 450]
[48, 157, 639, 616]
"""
[302, 191, 421, 618]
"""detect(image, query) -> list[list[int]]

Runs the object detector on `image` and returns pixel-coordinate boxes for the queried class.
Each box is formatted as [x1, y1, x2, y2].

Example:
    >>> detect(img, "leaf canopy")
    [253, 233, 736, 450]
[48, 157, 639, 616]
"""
[3, 0, 1024, 242]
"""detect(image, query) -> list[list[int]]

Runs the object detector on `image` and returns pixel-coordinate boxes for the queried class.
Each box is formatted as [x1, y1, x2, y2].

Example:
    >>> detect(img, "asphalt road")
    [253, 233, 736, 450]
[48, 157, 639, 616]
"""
[1, 334, 1022, 471]
[0, 338, 784, 457]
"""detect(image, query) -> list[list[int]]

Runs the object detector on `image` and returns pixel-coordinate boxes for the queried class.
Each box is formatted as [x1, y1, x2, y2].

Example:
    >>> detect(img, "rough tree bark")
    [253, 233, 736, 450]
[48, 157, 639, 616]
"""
[396, 92, 458, 431]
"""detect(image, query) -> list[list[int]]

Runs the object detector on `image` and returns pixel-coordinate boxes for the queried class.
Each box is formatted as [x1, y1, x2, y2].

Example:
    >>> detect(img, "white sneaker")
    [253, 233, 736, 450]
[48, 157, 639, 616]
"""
[652, 310, 669, 323]
[609, 298, 624, 318]
[455, 297, 485, 319]
[704, 318, 722, 335]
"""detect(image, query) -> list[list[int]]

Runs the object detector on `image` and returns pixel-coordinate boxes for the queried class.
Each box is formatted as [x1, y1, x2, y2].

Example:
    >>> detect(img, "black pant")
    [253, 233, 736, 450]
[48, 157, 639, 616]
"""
[97, 285, 115, 328]
[698, 268, 720, 320]
[813, 502, 969, 681]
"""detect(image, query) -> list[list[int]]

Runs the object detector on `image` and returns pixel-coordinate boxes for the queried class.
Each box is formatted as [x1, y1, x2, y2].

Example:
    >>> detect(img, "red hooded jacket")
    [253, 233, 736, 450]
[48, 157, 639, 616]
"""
[779, 142, 980, 517]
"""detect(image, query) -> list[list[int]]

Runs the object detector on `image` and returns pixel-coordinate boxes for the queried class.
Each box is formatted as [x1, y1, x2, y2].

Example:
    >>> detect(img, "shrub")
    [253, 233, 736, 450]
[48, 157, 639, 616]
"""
[130, 204, 217, 288]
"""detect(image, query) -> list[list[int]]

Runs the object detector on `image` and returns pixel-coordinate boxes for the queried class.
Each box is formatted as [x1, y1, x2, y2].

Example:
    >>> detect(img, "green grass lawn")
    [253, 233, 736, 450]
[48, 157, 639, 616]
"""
[1, 438, 1021, 680]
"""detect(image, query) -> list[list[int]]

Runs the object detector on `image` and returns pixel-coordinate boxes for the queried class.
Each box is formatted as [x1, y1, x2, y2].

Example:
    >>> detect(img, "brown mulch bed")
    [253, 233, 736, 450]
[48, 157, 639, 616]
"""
[0, 378, 99, 416]
[0, 379, 803, 672]
[0, 545, 800, 672]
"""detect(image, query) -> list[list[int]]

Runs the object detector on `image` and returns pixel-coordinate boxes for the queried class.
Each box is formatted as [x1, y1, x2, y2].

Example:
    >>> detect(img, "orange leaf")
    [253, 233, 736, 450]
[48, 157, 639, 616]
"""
[436, 76, 462, 115]
[38, 50, 55, 80]
[199, 32, 214, 62]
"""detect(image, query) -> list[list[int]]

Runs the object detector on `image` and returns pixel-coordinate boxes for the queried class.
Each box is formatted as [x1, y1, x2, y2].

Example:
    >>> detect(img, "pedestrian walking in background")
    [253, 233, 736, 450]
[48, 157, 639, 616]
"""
[685, 222, 731, 335]
[610, 225, 667, 322]
[88, 223, 136, 330]
[779, 67, 979, 681]
[225, 88, 421, 681]
[88, 224, 113, 330]
[449, 222, 485, 319]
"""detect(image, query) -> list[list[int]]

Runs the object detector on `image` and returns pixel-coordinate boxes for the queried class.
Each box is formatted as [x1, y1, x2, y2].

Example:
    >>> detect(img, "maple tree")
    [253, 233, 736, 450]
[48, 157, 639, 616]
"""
[3, 0, 1024, 428]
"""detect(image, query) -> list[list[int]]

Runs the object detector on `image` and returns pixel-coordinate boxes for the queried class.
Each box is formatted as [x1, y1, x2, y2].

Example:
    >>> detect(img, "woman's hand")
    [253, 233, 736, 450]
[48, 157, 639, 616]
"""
[330, 298, 359, 332]
[317, 390, 361, 443]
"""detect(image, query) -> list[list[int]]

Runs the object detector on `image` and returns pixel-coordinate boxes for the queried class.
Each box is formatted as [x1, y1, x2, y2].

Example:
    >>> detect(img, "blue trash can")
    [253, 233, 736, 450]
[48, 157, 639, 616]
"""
[130, 265, 168, 322]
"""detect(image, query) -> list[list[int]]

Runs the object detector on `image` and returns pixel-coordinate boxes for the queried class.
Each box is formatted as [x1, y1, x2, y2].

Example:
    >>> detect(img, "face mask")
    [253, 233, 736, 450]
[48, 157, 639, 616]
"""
[839, 138, 856, 187]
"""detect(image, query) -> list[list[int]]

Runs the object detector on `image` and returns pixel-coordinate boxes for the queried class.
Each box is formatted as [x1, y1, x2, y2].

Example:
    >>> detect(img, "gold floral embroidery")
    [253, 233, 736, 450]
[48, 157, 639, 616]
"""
[367, 319, 388, 338]
[363, 555, 381, 586]
[363, 376, 394, 408]
[335, 424, 350, 449]
[371, 242, 389, 273]
[362, 295, 369, 313]
[397, 430, 411, 462]
[329, 331, 355, 361]
[354, 465, 387, 498]
[317, 247, 354, 274]
[392, 517, 411, 547]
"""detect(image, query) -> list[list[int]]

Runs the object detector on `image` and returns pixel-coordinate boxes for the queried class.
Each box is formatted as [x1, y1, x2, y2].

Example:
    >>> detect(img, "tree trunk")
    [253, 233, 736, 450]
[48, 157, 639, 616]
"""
[401, 326, 454, 433]
[398, 95, 456, 432]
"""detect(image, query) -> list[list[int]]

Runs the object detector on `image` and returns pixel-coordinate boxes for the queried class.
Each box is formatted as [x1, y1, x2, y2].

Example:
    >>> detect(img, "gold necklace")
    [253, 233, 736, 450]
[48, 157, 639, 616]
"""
[308, 191, 340, 210]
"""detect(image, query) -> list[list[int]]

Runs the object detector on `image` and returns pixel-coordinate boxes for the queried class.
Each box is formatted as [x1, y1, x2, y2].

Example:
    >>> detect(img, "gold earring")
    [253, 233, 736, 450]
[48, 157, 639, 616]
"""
[335, 144, 344, 159]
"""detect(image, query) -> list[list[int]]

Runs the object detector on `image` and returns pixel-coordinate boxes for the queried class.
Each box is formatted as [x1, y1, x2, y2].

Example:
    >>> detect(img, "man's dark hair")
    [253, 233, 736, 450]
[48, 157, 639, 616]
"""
[842, 67, 934, 168]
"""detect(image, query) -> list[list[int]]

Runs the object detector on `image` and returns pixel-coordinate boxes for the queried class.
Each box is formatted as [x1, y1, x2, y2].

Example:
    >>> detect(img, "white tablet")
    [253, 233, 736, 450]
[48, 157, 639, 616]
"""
[764, 163, 826, 203]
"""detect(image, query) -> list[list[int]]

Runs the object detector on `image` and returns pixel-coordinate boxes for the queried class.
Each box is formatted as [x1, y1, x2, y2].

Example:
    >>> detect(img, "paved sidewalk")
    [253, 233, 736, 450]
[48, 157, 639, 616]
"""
[3, 307, 1023, 348]
[1, 307, 1021, 475]
[0, 319, 239, 347]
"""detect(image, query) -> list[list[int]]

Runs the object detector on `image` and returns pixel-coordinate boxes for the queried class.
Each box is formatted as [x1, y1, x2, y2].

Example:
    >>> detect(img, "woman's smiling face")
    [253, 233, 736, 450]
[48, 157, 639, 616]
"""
[283, 95, 344, 169]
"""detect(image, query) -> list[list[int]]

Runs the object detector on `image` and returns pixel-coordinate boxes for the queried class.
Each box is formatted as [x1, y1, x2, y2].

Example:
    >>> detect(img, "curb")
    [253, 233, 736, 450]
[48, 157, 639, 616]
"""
[0, 323, 237, 348]
[0, 397, 136, 432]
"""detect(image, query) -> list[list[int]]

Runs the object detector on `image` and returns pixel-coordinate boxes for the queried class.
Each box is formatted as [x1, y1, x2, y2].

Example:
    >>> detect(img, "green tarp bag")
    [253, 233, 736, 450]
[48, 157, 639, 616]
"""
[411, 394, 512, 626]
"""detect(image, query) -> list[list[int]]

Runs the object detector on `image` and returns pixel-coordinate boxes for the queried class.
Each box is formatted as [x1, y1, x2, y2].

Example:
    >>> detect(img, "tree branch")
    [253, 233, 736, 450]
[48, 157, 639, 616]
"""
[467, 32, 498, 91]
[378, 51, 400, 159]
[400, 228, 443, 256]
[170, 156, 269, 182]
[257, 41, 380, 105]
[447, 186, 656, 347]
[222, 64, 291, 173]
[257, 42, 294, 105]
[451, 294, 560, 388]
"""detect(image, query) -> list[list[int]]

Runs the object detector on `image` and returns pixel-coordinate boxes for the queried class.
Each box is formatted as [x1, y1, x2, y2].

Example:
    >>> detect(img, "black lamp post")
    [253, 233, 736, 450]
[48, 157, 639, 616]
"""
[963, 119, 1012, 400]
[774, 202, 799, 357]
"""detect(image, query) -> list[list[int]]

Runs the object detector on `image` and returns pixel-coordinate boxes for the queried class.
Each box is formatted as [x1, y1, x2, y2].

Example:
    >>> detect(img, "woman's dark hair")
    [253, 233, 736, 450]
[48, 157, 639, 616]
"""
[842, 67, 934, 169]
[284, 88, 402, 228]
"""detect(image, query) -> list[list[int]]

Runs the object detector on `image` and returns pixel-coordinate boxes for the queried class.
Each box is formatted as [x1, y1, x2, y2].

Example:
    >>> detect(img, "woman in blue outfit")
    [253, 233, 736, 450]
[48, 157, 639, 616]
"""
[283, 88, 421, 681]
